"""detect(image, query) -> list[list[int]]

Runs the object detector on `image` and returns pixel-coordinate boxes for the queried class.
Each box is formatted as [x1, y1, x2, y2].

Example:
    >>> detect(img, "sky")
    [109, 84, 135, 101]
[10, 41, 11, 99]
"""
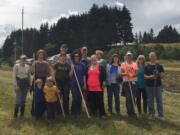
[1, 0, 180, 47]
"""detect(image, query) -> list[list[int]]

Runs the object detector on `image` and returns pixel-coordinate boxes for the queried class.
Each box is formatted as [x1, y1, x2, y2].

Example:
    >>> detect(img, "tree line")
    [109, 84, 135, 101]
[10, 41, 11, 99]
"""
[135, 25, 180, 44]
[1, 4, 133, 64]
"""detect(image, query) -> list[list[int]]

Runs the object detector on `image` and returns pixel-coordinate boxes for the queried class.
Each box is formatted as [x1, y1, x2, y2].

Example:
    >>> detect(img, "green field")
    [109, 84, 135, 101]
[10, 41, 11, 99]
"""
[0, 62, 180, 135]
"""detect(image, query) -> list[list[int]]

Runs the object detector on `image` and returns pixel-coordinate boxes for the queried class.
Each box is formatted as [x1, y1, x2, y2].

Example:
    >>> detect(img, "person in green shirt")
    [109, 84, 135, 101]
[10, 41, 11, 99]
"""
[54, 54, 70, 115]
[136, 55, 147, 115]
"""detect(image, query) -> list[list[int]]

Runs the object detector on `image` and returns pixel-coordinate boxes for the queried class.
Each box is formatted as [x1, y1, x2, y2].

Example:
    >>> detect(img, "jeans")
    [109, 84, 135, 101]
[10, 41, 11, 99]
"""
[107, 84, 120, 113]
[15, 78, 29, 108]
[56, 80, 70, 115]
[136, 88, 147, 114]
[70, 83, 83, 116]
[123, 81, 137, 116]
[46, 102, 56, 120]
[34, 102, 46, 119]
[146, 86, 164, 117]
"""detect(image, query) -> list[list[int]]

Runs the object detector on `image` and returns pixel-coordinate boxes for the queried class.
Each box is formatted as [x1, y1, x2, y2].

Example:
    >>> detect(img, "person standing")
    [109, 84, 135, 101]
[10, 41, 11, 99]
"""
[87, 55, 106, 118]
[34, 78, 46, 119]
[144, 52, 165, 120]
[121, 51, 138, 117]
[13, 55, 31, 118]
[44, 77, 60, 123]
[69, 51, 86, 117]
[81, 46, 91, 68]
[136, 55, 147, 115]
[80, 46, 91, 101]
[96, 50, 107, 69]
[54, 54, 70, 115]
[30, 49, 50, 116]
[106, 54, 121, 115]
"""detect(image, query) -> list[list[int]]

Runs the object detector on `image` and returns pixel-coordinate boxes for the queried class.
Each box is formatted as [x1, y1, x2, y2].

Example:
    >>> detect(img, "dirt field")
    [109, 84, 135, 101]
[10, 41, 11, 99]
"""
[162, 70, 180, 93]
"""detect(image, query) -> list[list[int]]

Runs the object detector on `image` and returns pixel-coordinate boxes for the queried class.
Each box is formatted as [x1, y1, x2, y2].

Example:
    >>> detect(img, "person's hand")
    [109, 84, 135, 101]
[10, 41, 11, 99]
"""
[28, 87, 31, 93]
[57, 90, 60, 94]
[71, 64, 74, 72]
[83, 84, 86, 91]
[15, 86, 19, 92]
[150, 75, 155, 79]
[102, 81, 106, 89]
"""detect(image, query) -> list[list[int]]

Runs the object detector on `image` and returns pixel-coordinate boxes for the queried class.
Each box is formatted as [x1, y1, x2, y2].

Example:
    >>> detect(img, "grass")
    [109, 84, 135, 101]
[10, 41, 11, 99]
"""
[0, 68, 180, 135]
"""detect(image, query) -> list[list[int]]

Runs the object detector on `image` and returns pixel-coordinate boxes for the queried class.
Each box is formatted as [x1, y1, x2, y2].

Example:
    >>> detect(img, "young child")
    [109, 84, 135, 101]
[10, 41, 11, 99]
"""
[43, 77, 59, 123]
[34, 78, 46, 119]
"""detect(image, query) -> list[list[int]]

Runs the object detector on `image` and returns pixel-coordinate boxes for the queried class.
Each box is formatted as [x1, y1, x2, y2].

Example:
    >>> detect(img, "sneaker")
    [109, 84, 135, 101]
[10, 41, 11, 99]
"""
[159, 117, 165, 120]
[116, 112, 121, 116]
[48, 120, 52, 124]
[148, 115, 155, 120]
[101, 115, 106, 119]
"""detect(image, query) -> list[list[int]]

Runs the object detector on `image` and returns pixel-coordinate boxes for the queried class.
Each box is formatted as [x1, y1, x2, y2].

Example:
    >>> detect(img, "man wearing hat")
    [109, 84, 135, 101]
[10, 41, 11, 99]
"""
[13, 54, 31, 118]
[120, 51, 138, 117]
[52, 43, 72, 65]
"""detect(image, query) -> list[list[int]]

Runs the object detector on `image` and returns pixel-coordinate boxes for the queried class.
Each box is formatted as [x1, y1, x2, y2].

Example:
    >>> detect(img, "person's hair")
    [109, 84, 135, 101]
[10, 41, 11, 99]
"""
[60, 43, 68, 49]
[110, 54, 120, 64]
[95, 50, 104, 56]
[125, 54, 133, 61]
[149, 52, 156, 58]
[46, 76, 54, 83]
[91, 54, 97, 59]
[36, 49, 45, 58]
[136, 55, 146, 65]
[71, 50, 81, 62]
[35, 78, 43, 84]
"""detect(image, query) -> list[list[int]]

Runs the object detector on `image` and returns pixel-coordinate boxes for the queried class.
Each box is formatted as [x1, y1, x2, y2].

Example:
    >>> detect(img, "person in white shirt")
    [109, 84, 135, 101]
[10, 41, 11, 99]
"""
[13, 54, 31, 118]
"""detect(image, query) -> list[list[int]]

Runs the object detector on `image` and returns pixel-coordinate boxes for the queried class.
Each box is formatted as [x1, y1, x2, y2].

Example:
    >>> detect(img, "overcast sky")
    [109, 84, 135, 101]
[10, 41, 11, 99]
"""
[1, 0, 180, 47]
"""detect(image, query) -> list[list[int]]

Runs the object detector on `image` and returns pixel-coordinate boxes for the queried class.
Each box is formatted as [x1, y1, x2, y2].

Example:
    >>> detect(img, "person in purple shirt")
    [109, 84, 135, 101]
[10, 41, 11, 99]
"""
[69, 50, 86, 117]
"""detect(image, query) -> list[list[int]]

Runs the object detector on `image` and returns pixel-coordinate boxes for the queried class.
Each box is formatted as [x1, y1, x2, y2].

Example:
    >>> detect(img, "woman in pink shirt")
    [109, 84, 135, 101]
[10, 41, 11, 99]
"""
[87, 55, 106, 118]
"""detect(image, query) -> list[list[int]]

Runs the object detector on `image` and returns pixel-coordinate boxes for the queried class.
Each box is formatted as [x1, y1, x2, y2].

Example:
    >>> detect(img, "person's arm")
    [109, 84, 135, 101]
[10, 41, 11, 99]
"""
[30, 61, 35, 74]
[46, 62, 51, 77]
[83, 75, 86, 90]
[120, 63, 128, 76]
[144, 66, 154, 79]
[130, 63, 138, 78]
[100, 65, 107, 88]
[144, 74, 154, 79]
[27, 65, 31, 88]
[69, 64, 74, 78]
[13, 65, 19, 92]
[160, 72, 165, 78]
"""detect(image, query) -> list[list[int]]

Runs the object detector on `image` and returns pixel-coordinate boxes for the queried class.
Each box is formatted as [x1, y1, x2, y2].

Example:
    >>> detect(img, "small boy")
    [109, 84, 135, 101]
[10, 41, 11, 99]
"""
[34, 78, 46, 119]
[44, 77, 59, 123]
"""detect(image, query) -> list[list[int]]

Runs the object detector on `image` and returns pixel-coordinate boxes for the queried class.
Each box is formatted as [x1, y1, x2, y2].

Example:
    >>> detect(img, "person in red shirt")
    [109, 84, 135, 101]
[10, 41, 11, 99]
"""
[87, 55, 106, 118]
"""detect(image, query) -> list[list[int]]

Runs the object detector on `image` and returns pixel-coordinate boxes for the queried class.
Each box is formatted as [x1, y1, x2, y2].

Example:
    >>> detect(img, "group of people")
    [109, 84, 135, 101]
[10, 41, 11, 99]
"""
[13, 43, 165, 123]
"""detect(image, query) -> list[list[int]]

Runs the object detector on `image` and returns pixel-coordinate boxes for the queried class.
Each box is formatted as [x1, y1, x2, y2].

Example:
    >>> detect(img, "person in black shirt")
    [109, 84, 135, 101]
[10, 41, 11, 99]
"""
[144, 52, 165, 120]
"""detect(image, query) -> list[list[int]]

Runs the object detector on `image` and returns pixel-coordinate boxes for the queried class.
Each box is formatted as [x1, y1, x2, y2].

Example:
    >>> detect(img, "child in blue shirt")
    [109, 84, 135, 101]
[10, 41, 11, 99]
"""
[34, 78, 46, 119]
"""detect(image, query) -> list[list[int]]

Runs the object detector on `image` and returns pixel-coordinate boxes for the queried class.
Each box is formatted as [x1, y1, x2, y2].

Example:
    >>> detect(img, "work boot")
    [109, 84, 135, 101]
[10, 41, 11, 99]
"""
[14, 107, 19, 118]
[20, 106, 25, 117]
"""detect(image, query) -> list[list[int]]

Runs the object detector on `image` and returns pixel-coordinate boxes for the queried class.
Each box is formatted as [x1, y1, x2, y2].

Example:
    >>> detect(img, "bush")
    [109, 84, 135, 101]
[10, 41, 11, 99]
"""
[105, 44, 180, 61]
